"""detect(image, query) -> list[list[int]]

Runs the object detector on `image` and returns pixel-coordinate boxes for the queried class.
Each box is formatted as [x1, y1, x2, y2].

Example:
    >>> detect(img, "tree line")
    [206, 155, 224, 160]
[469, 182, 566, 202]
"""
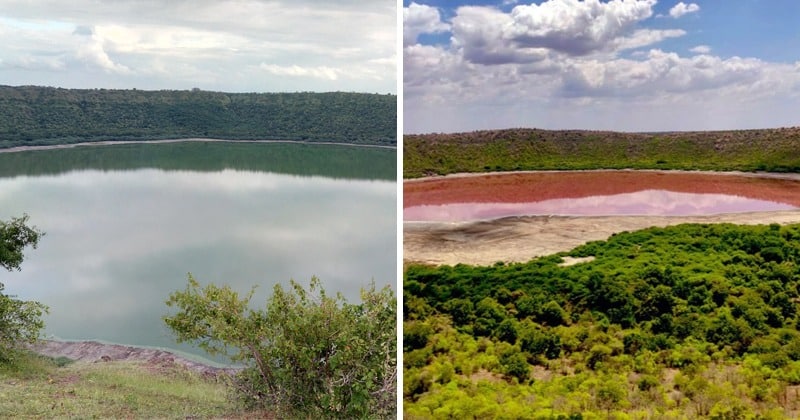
[0, 86, 396, 148]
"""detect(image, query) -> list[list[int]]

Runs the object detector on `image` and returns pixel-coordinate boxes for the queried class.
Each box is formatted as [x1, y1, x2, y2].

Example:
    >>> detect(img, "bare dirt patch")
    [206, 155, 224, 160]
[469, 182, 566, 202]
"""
[405, 210, 800, 267]
[30, 340, 239, 377]
[558, 256, 596, 266]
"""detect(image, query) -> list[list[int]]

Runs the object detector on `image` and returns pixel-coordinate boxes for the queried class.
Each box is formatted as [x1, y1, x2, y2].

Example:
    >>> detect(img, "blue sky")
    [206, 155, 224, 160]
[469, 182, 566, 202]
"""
[403, 0, 800, 132]
[0, 0, 396, 93]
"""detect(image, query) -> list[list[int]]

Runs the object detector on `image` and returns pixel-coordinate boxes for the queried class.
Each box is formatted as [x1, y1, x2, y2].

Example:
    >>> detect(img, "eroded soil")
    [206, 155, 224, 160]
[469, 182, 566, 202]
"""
[30, 340, 239, 377]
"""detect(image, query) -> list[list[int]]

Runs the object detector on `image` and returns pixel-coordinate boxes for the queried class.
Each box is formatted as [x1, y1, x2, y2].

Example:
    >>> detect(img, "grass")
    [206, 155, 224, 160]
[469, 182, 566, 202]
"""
[0, 350, 268, 419]
[404, 127, 800, 178]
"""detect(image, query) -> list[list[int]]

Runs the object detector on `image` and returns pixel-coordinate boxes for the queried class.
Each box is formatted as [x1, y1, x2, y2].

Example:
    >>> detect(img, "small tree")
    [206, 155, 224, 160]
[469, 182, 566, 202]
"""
[0, 215, 48, 361]
[1, 214, 43, 272]
[164, 274, 396, 419]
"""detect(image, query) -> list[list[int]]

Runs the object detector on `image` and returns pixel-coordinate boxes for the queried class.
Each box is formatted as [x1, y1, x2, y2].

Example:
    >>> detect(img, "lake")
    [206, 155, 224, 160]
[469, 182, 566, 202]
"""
[0, 141, 396, 364]
[405, 170, 800, 222]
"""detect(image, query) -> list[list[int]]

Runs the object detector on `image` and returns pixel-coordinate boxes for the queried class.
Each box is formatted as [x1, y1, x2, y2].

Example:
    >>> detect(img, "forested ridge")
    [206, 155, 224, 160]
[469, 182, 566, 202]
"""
[0, 86, 396, 148]
[405, 222, 800, 418]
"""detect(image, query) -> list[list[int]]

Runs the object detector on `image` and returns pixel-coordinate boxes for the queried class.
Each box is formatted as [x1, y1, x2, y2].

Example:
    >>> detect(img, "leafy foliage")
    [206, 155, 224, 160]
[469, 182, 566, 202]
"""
[165, 275, 396, 419]
[0, 215, 43, 272]
[0, 86, 396, 148]
[404, 222, 800, 418]
[0, 215, 47, 361]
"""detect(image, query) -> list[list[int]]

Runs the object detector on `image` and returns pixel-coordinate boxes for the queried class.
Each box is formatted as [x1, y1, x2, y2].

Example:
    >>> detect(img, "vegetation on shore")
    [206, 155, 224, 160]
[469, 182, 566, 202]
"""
[165, 275, 397, 419]
[0, 85, 396, 148]
[405, 222, 800, 418]
[1, 214, 396, 418]
[404, 127, 800, 178]
[0, 215, 46, 361]
[0, 351, 248, 418]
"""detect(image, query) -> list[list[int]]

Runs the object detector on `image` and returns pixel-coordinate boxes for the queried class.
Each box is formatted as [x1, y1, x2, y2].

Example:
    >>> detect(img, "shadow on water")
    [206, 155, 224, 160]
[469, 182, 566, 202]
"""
[0, 141, 396, 180]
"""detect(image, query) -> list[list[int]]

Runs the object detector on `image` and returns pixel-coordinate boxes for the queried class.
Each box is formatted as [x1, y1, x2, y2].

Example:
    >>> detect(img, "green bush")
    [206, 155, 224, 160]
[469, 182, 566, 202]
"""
[0, 215, 48, 361]
[164, 275, 396, 419]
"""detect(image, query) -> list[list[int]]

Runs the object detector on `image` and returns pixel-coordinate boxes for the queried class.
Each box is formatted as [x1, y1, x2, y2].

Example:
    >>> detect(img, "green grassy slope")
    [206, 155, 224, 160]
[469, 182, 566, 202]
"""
[0, 351, 261, 418]
[404, 127, 800, 178]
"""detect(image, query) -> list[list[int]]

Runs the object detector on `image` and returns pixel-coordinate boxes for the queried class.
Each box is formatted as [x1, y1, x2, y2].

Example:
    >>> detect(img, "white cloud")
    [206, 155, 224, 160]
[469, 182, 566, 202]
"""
[451, 6, 550, 65]
[74, 27, 131, 74]
[561, 50, 767, 98]
[0, 55, 65, 71]
[440, 0, 663, 66]
[669, 2, 700, 18]
[614, 29, 686, 51]
[259, 64, 339, 81]
[403, 2, 449, 47]
[403, 1, 800, 133]
[507, 0, 657, 55]
[0, 0, 396, 92]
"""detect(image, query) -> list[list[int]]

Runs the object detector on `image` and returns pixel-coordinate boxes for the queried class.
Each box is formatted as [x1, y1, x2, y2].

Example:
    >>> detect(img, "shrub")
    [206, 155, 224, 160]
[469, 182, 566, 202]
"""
[164, 275, 396, 419]
[0, 215, 47, 361]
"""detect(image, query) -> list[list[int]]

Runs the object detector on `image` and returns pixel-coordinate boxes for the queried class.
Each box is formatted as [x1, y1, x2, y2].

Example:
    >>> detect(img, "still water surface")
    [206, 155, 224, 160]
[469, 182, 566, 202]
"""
[404, 171, 800, 222]
[0, 142, 396, 363]
[405, 190, 795, 221]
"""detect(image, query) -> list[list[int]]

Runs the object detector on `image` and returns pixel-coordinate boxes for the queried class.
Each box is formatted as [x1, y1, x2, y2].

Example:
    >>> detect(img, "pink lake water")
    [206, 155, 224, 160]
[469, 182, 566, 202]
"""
[404, 189, 797, 222]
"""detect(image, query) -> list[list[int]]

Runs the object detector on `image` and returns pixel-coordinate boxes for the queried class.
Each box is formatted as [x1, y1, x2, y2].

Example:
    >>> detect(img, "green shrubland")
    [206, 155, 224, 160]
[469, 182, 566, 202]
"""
[404, 222, 800, 418]
[404, 128, 800, 178]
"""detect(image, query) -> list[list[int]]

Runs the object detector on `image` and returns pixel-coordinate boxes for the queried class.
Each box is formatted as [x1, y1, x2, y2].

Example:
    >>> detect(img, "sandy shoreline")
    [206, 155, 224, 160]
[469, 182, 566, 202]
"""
[29, 340, 240, 377]
[404, 170, 800, 266]
[405, 169, 800, 183]
[0, 138, 396, 154]
[404, 210, 800, 266]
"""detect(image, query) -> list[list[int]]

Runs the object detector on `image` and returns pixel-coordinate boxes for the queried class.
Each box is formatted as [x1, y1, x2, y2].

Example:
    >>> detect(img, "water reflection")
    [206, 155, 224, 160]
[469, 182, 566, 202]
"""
[404, 190, 796, 221]
[0, 168, 395, 363]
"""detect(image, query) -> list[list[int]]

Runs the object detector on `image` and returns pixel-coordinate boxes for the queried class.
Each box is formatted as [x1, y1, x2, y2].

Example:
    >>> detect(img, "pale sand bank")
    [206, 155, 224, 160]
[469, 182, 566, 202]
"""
[404, 210, 800, 267]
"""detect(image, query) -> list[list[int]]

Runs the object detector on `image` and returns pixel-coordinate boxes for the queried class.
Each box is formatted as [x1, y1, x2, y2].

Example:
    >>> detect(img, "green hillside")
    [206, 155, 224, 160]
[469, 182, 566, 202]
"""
[0, 86, 396, 148]
[404, 127, 800, 178]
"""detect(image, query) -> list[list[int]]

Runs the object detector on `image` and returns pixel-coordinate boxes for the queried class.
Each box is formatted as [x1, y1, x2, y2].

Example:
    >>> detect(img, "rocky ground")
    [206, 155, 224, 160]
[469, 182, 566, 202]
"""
[30, 340, 240, 377]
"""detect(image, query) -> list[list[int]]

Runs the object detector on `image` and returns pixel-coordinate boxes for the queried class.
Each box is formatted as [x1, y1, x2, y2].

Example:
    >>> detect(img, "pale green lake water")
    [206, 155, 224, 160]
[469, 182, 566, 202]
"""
[0, 141, 396, 364]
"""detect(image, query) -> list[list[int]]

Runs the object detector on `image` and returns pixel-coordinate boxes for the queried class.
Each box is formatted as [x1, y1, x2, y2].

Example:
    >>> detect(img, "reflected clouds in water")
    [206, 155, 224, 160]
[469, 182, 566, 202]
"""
[404, 190, 797, 222]
[0, 169, 395, 361]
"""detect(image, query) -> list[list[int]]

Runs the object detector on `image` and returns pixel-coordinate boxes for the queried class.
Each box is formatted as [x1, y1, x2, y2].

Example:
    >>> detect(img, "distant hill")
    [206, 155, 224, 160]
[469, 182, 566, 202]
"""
[404, 127, 800, 178]
[0, 86, 396, 148]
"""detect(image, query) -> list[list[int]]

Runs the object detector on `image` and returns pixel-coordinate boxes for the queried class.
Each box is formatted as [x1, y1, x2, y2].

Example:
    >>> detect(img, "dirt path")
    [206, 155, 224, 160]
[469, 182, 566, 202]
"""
[30, 340, 240, 377]
[404, 209, 800, 266]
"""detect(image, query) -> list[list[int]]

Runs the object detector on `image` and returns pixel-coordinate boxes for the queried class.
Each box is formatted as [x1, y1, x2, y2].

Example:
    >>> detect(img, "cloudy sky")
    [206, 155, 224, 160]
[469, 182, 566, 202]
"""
[0, 0, 396, 93]
[404, 0, 800, 133]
